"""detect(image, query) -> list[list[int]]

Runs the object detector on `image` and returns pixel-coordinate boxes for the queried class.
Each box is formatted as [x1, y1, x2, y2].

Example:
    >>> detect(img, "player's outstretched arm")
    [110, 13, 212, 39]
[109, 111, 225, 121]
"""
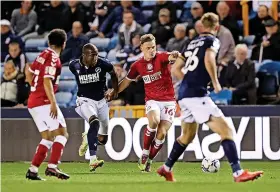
[44, 78, 58, 118]
[205, 49, 222, 93]
[171, 56, 185, 80]
[118, 77, 132, 94]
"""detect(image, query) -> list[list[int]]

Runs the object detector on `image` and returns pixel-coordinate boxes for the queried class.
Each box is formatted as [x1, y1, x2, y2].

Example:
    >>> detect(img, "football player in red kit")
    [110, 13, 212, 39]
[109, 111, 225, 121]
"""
[106, 34, 179, 172]
[25, 29, 70, 180]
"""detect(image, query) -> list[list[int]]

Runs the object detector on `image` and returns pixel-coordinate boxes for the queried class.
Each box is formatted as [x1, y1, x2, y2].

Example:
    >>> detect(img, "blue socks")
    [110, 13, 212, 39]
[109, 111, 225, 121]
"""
[221, 139, 242, 173]
[165, 140, 187, 170]
[87, 120, 99, 156]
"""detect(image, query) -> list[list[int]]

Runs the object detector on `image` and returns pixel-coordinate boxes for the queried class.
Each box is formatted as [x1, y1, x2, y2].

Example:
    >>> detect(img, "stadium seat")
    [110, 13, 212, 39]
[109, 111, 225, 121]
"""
[98, 51, 107, 58]
[142, 10, 153, 20]
[242, 35, 255, 46]
[61, 66, 75, 80]
[143, 24, 151, 33]
[259, 61, 280, 74]
[107, 49, 117, 62]
[257, 72, 279, 95]
[25, 39, 47, 52]
[55, 92, 73, 108]
[69, 93, 77, 107]
[90, 37, 110, 51]
[209, 90, 232, 105]
[58, 80, 77, 93]
[257, 71, 280, 104]
[26, 52, 40, 63]
[176, 10, 182, 18]
[141, 1, 156, 9]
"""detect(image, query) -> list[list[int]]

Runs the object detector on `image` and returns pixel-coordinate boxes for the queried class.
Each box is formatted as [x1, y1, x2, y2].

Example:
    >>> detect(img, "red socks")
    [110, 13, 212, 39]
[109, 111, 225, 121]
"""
[30, 139, 53, 172]
[48, 135, 67, 168]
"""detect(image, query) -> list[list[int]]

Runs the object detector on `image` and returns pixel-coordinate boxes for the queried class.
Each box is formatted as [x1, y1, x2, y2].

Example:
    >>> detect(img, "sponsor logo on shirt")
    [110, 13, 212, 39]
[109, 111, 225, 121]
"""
[142, 71, 162, 84]
[79, 72, 100, 84]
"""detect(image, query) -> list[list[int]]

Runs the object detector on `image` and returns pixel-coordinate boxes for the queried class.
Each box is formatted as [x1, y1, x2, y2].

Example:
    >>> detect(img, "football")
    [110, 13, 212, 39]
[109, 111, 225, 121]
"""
[201, 158, 220, 173]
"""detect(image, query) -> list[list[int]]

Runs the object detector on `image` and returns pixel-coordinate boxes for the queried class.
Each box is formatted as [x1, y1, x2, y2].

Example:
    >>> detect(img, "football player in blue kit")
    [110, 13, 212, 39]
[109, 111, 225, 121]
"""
[69, 43, 118, 171]
[157, 13, 264, 182]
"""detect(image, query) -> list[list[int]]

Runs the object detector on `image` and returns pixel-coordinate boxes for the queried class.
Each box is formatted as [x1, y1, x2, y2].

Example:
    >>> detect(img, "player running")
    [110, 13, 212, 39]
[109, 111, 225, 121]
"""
[157, 13, 264, 182]
[25, 29, 70, 180]
[107, 34, 179, 172]
[69, 43, 119, 172]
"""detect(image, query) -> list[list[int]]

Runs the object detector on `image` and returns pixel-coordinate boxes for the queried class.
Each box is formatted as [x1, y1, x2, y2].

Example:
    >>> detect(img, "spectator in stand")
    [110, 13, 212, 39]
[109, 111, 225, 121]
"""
[98, 0, 146, 38]
[188, 2, 204, 29]
[124, 35, 143, 71]
[61, 21, 89, 63]
[252, 0, 272, 12]
[250, 5, 273, 45]
[224, 44, 256, 105]
[150, 8, 175, 49]
[86, 0, 109, 39]
[63, 0, 86, 33]
[217, 25, 235, 68]
[24, 0, 66, 40]
[108, 64, 127, 106]
[1, 60, 30, 107]
[194, 19, 204, 35]
[260, 19, 280, 61]
[115, 11, 144, 60]
[197, 0, 219, 14]
[1, 20, 24, 62]
[216, 1, 240, 45]
[166, 24, 188, 52]
[10, 0, 37, 38]
[4, 42, 27, 72]
[252, 19, 280, 61]
[150, 0, 177, 23]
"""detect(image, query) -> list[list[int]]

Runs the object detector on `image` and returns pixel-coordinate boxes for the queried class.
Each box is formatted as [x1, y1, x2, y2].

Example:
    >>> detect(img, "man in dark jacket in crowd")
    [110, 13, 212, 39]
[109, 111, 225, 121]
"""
[249, 5, 272, 44]
[224, 44, 256, 105]
[61, 21, 89, 63]
[98, 0, 146, 38]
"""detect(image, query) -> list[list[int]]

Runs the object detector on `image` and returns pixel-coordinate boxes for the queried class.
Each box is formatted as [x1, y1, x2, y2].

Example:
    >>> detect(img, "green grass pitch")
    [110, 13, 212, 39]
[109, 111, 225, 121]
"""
[1, 162, 279, 192]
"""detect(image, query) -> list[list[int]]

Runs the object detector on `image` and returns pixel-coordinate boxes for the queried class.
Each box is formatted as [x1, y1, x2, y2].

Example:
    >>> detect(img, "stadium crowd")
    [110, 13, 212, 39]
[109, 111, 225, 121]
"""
[1, 0, 280, 108]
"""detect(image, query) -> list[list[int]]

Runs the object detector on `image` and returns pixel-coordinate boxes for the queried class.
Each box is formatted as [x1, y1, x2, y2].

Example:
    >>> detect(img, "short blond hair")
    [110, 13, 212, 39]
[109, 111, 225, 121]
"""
[201, 12, 219, 30]
[140, 34, 155, 45]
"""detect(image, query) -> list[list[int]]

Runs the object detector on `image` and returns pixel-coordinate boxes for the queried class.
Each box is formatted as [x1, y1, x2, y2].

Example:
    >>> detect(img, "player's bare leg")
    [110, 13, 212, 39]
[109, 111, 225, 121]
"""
[145, 120, 171, 172]
[138, 110, 159, 171]
[158, 122, 198, 181]
[45, 127, 70, 180]
[79, 130, 88, 156]
[206, 116, 263, 182]
[26, 130, 53, 181]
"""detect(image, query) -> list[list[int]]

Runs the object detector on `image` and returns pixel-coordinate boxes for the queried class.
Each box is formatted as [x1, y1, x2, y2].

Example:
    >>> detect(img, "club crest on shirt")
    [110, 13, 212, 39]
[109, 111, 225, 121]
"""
[95, 67, 101, 73]
[147, 63, 153, 72]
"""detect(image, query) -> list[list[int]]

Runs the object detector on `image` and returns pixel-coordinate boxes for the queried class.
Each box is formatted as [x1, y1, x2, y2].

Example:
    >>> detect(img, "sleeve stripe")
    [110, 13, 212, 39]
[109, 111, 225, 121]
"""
[126, 76, 136, 81]
[44, 75, 55, 79]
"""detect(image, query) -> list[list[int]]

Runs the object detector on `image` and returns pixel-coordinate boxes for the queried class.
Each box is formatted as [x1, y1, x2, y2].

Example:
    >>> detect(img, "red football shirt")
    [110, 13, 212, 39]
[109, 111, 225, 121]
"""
[126, 52, 175, 102]
[27, 48, 62, 108]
